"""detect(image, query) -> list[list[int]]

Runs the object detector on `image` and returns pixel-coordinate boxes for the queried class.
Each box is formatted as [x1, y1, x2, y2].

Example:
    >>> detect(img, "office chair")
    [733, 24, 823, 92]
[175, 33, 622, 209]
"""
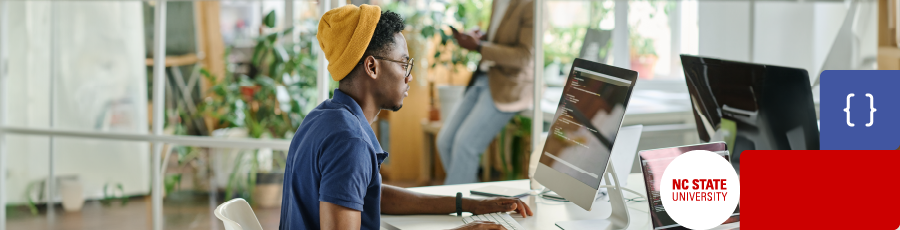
[214, 198, 264, 230]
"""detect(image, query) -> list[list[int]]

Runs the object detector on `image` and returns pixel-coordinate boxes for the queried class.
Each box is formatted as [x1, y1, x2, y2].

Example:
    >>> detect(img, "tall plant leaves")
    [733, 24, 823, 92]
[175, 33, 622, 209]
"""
[264, 10, 276, 28]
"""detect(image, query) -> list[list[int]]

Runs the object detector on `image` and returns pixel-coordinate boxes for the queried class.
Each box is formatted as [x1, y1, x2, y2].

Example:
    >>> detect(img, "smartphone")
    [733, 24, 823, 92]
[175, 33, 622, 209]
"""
[448, 25, 460, 34]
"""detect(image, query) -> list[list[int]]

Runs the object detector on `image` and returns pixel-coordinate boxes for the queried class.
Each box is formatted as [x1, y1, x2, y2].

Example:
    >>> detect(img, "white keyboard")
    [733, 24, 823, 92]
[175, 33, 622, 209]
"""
[462, 212, 525, 230]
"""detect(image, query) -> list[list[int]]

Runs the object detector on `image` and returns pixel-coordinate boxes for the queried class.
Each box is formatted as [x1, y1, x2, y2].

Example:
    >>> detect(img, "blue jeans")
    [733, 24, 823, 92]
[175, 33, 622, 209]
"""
[437, 76, 517, 185]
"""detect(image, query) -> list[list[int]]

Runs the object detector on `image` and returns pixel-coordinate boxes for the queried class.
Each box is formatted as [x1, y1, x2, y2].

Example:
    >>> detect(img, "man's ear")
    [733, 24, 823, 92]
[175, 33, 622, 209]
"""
[362, 56, 378, 80]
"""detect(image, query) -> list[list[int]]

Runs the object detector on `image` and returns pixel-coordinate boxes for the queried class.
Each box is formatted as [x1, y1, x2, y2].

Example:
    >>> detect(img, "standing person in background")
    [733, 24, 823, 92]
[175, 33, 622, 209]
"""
[438, 0, 536, 185]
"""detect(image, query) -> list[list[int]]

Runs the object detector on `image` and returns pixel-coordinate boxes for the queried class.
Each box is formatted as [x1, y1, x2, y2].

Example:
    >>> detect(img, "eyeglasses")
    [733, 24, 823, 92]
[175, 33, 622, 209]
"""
[360, 56, 414, 79]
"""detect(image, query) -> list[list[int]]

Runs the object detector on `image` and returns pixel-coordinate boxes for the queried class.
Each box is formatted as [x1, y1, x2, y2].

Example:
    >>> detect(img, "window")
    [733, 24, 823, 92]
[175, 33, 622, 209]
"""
[628, 0, 698, 81]
[0, 1, 322, 229]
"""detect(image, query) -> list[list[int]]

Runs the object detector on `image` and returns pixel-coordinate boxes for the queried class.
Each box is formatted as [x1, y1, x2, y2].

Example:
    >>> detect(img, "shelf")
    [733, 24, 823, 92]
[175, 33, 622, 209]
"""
[878, 46, 900, 70]
[145, 53, 201, 67]
[878, 46, 900, 58]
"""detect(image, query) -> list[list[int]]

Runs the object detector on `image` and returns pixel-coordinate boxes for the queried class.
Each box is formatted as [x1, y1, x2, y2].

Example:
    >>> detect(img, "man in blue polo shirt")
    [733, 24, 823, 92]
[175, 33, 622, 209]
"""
[279, 4, 532, 230]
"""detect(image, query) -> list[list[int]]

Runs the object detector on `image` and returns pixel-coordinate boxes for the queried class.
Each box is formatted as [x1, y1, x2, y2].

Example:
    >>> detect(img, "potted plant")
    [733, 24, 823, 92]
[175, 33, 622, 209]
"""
[197, 10, 318, 207]
[57, 175, 84, 212]
[251, 154, 286, 208]
[630, 34, 658, 80]
[628, 1, 674, 80]
[23, 175, 86, 214]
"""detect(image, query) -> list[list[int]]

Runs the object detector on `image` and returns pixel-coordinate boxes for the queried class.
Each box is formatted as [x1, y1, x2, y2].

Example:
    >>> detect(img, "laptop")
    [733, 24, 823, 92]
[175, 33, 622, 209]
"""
[638, 142, 740, 230]
[579, 29, 612, 63]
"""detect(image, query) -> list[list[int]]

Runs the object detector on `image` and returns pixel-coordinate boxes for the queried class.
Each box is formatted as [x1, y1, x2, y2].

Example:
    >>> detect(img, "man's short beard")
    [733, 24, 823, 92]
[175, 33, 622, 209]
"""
[387, 104, 402, 112]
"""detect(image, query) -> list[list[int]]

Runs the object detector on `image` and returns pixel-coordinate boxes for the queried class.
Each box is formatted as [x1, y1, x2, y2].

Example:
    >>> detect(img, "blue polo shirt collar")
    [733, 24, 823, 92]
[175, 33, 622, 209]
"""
[332, 89, 386, 156]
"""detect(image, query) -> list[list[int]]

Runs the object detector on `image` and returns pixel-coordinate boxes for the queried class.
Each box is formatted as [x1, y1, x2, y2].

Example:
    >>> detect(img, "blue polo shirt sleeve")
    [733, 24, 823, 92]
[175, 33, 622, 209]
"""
[317, 137, 373, 211]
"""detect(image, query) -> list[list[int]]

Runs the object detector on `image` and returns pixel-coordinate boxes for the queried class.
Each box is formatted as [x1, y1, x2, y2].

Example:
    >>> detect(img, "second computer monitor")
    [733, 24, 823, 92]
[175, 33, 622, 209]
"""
[680, 54, 820, 172]
[534, 58, 638, 211]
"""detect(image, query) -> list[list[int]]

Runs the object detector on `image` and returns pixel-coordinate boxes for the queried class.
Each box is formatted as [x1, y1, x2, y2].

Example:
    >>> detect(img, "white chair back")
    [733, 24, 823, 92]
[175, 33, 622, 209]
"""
[214, 198, 265, 230]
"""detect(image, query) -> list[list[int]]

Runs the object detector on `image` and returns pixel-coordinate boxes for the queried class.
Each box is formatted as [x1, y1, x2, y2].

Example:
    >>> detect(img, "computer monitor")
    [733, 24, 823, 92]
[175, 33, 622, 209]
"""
[680, 55, 820, 172]
[602, 124, 642, 189]
[579, 29, 612, 64]
[533, 58, 638, 229]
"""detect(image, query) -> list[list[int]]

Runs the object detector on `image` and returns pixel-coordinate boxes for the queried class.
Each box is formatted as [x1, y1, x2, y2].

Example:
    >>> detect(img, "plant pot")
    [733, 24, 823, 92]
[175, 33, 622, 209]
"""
[630, 54, 658, 80]
[437, 85, 467, 122]
[211, 128, 250, 190]
[252, 172, 284, 208]
[58, 176, 84, 212]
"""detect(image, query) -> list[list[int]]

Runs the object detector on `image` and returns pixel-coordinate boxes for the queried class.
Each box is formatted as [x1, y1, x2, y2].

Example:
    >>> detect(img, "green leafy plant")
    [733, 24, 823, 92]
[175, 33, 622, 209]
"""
[23, 181, 41, 216]
[163, 173, 182, 196]
[628, 0, 674, 56]
[498, 115, 532, 180]
[544, 27, 590, 67]
[383, 0, 491, 77]
[630, 34, 656, 56]
[200, 15, 319, 138]
[198, 10, 319, 203]
[544, 1, 614, 67]
[101, 182, 129, 206]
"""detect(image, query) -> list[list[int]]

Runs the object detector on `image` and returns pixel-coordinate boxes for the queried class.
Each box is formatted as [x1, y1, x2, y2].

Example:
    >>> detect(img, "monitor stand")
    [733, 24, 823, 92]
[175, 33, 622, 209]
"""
[554, 162, 630, 230]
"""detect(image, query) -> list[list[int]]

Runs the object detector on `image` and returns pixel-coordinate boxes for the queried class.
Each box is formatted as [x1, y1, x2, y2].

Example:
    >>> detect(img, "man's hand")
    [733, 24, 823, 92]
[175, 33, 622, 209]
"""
[465, 197, 534, 218]
[451, 28, 482, 51]
[470, 28, 486, 41]
[450, 221, 507, 230]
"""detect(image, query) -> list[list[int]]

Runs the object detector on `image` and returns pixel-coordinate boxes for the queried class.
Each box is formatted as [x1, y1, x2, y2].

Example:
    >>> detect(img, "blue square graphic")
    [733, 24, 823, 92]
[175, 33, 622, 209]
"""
[820, 70, 900, 150]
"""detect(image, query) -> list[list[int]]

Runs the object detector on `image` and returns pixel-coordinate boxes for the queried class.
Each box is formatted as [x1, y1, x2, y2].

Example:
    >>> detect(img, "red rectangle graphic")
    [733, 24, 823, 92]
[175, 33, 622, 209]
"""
[741, 150, 900, 229]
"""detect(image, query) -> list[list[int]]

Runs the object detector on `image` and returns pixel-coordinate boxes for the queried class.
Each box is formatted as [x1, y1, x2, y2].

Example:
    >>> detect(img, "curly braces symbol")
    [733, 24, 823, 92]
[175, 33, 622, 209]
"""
[844, 94, 855, 127]
[843, 93, 877, 128]
[866, 93, 876, 127]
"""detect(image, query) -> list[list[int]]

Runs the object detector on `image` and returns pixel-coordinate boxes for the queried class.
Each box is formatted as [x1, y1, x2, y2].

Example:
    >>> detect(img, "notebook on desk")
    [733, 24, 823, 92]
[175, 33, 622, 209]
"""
[470, 186, 530, 198]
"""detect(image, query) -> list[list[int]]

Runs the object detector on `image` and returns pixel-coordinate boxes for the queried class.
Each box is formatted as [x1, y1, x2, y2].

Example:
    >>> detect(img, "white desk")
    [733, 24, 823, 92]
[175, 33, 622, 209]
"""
[381, 173, 654, 230]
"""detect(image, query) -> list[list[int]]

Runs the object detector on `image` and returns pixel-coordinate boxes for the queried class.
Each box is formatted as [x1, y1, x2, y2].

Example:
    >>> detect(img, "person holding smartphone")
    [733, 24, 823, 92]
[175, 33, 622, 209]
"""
[439, 0, 536, 185]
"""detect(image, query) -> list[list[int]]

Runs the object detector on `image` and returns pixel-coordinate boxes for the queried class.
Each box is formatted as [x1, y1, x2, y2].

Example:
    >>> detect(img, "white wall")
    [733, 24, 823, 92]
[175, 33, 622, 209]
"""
[698, 1, 875, 81]
[5, 1, 149, 203]
[754, 2, 815, 71]
[851, 0, 878, 70]
[813, 3, 850, 75]
[698, 1, 751, 62]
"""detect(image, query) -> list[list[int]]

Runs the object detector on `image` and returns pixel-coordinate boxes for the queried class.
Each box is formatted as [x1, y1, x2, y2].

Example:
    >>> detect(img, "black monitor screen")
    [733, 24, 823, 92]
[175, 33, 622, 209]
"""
[538, 59, 637, 189]
[680, 54, 819, 172]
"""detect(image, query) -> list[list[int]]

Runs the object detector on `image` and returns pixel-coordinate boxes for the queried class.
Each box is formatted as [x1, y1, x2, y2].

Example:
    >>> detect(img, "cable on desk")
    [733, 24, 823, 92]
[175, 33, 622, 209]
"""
[533, 188, 652, 227]
[597, 185, 649, 204]
[625, 196, 647, 203]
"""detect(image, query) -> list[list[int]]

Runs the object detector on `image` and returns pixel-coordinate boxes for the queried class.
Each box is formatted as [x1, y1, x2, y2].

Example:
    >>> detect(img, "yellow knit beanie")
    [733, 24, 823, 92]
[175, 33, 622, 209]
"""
[317, 4, 382, 81]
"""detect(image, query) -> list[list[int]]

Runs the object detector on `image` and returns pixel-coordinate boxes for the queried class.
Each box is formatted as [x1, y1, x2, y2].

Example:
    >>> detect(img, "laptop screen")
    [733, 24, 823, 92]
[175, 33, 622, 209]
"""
[639, 142, 740, 229]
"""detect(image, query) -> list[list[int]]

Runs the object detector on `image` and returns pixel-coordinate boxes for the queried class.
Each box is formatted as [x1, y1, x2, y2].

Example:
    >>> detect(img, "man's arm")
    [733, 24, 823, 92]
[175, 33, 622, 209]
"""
[317, 138, 372, 228]
[380, 184, 461, 215]
[320, 202, 361, 230]
[380, 185, 533, 217]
